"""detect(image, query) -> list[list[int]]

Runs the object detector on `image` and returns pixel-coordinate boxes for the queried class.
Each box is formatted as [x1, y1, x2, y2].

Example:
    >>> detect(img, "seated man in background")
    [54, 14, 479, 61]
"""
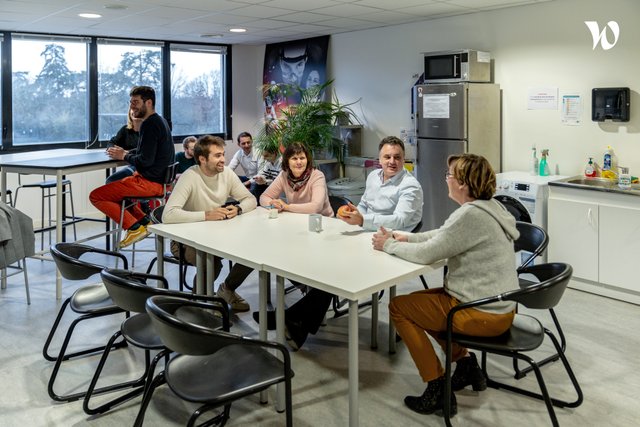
[163, 135, 257, 312]
[90, 85, 174, 249]
[175, 135, 197, 178]
[338, 135, 423, 232]
[250, 147, 282, 201]
[228, 131, 258, 188]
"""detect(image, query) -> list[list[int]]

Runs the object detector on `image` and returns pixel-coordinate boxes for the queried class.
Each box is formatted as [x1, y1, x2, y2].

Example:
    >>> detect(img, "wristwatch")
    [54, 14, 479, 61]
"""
[236, 205, 243, 215]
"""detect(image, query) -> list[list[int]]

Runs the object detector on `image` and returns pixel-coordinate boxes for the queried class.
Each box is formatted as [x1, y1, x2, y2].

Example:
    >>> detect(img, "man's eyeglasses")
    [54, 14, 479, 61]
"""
[445, 171, 454, 179]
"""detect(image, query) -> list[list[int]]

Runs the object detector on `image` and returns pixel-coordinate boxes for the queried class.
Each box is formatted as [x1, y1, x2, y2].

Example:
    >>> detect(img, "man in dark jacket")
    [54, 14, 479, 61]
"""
[90, 86, 175, 248]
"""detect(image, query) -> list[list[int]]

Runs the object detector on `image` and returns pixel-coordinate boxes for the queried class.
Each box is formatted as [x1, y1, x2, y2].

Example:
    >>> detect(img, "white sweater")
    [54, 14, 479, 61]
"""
[162, 165, 257, 224]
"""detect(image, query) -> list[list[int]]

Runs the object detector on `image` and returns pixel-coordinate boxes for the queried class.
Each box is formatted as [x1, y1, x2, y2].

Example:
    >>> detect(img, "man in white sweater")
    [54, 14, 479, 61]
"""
[162, 135, 257, 311]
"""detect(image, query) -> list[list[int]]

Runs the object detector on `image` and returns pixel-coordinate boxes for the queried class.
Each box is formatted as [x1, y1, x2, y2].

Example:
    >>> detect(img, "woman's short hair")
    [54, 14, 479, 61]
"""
[447, 153, 496, 200]
[194, 135, 225, 165]
[281, 142, 312, 174]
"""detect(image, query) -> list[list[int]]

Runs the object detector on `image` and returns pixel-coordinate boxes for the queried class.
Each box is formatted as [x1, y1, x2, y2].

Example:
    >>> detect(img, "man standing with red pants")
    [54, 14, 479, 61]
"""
[90, 86, 175, 249]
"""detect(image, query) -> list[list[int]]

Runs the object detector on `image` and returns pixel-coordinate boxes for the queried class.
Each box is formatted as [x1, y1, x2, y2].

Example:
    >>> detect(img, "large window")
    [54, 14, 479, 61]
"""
[12, 35, 89, 146]
[97, 40, 163, 141]
[170, 45, 226, 136]
[0, 32, 230, 151]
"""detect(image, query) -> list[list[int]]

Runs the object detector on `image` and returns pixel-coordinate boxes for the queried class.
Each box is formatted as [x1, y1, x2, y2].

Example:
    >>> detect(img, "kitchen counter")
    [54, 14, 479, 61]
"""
[549, 175, 640, 197]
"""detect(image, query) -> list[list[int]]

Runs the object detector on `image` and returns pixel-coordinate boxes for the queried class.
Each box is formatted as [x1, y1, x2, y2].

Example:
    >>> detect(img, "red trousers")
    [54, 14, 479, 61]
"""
[89, 173, 162, 230]
[390, 288, 514, 382]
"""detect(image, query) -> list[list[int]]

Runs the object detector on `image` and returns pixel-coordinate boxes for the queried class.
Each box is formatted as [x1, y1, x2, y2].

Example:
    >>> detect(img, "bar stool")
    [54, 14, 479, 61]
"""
[13, 174, 77, 250]
[115, 163, 178, 267]
[0, 190, 13, 207]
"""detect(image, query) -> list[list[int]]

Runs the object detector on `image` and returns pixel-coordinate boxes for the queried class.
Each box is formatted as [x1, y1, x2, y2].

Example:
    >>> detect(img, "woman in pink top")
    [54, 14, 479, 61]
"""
[259, 142, 333, 217]
[256, 142, 335, 351]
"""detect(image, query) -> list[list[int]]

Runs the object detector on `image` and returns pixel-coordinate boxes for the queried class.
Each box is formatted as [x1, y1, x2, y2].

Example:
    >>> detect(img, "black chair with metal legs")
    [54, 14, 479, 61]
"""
[442, 263, 583, 427]
[144, 205, 193, 292]
[44, 242, 129, 402]
[512, 221, 567, 379]
[82, 268, 229, 416]
[137, 295, 292, 427]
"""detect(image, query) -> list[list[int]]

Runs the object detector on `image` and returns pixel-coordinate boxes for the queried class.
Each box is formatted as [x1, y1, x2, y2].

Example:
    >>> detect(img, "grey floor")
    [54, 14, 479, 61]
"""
[1, 222, 639, 427]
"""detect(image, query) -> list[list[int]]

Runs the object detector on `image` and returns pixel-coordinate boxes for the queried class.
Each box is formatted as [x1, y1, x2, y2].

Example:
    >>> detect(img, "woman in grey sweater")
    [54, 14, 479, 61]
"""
[372, 153, 519, 417]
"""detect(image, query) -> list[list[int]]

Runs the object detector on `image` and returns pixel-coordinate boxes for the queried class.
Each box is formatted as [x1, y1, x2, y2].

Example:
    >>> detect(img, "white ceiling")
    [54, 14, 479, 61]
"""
[0, 0, 553, 45]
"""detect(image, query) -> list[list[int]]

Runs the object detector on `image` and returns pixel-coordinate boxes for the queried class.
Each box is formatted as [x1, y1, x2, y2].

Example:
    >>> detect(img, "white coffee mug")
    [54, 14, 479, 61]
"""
[308, 214, 322, 232]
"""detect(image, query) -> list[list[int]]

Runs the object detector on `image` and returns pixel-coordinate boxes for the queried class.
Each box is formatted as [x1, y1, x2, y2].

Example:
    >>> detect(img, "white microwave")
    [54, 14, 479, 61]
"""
[423, 49, 491, 83]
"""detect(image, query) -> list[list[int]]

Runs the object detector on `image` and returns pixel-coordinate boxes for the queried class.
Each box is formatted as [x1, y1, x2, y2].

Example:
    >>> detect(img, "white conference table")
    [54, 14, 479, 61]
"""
[0, 148, 124, 298]
[149, 208, 440, 427]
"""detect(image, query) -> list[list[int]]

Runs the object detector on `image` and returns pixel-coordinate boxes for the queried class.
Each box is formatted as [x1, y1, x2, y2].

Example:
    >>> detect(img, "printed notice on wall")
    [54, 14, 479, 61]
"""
[561, 94, 582, 125]
[527, 87, 558, 110]
[423, 94, 450, 119]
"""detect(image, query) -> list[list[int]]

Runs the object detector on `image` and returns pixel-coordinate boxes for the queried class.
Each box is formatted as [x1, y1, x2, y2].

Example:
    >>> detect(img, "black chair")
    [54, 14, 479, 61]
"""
[44, 242, 129, 402]
[137, 295, 293, 427]
[116, 162, 178, 266]
[512, 221, 567, 379]
[145, 205, 193, 292]
[442, 263, 583, 427]
[494, 194, 532, 224]
[82, 268, 229, 416]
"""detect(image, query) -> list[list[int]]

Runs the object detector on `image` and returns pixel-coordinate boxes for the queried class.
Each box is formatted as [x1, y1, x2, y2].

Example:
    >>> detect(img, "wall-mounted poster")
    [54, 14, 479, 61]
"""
[263, 35, 329, 120]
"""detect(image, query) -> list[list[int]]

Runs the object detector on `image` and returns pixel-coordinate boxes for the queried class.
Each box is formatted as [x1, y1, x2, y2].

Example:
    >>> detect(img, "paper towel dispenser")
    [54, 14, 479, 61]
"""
[592, 87, 630, 122]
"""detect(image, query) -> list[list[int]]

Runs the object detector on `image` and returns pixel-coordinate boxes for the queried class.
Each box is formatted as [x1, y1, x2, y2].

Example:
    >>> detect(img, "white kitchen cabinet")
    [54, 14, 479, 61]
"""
[599, 205, 640, 292]
[548, 197, 598, 282]
[548, 184, 640, 304]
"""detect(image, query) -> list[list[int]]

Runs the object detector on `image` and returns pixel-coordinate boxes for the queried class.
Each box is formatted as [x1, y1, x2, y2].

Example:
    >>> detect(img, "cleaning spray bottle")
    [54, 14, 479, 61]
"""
[603, 145, 618, 172]
[530, 146, 539, 176]
[539, 149, 550, 176]
[584, 157, 596, 177]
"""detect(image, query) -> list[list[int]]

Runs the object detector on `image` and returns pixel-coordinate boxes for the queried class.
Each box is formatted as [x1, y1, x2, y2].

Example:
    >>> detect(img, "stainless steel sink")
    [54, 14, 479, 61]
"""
[566, 177, 617, 187]
[553, 176, 640, 193]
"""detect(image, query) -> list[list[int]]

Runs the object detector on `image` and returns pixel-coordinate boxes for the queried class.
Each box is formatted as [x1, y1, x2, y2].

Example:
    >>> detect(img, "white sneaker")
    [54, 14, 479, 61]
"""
[217, 283, 250, 312]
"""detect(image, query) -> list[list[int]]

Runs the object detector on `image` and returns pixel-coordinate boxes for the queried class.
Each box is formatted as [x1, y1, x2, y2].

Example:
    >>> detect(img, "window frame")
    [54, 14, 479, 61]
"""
[0, 31, 232, 152]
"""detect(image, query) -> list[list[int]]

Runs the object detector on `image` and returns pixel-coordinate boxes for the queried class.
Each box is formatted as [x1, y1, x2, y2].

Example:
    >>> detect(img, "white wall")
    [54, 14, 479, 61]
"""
[235, 0, 640, 177]
[18, 0, 636, 222]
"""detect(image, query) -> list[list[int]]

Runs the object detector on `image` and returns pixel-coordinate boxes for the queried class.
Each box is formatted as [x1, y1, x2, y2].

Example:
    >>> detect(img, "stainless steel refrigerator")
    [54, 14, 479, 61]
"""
[413, 82, 501, 230]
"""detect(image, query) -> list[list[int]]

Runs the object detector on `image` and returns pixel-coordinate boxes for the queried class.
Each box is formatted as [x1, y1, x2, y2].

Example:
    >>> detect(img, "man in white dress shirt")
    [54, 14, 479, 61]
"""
[339, 136, 423, 232]
[227, 131, 258, 188]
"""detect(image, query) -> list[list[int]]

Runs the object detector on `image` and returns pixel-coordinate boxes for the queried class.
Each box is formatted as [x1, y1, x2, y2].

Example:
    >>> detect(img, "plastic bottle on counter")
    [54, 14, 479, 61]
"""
[618, 166, 631, 190]
[584, 157, 596, 177]
[603, 145, 618, 172]
[538, 149, 550, 176]
[530, 146, 538, 176]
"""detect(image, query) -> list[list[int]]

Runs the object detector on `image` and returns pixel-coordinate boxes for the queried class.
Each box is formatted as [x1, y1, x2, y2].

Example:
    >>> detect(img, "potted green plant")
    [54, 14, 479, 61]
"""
[255, 80, 360, 163]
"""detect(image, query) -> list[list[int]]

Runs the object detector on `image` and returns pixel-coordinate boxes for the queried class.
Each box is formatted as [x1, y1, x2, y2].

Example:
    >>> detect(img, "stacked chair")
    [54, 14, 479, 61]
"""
[45, 242, 129, 402]
[82, 268, 229, 416]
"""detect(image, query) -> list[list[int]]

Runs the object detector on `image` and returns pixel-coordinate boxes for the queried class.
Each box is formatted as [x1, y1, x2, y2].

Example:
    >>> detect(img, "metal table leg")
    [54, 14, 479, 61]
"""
[349, 299, 359, 427]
